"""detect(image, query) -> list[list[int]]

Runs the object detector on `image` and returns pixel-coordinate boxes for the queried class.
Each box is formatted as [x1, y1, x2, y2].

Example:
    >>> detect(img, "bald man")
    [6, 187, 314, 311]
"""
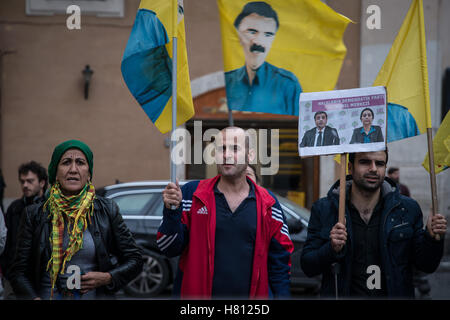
[158, 127, 294, 299]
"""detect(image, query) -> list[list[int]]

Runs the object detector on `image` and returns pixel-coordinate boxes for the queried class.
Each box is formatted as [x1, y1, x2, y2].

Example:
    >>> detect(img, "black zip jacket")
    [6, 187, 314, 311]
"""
[300, 176, 444, 298]
[9, 196, 143, 299]
[0, 195, 45, 279]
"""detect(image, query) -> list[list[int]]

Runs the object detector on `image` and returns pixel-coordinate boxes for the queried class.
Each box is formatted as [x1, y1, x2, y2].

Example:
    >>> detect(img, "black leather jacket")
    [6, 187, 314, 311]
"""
[0, 195, 45, 279]
[9, 196, 143, 299]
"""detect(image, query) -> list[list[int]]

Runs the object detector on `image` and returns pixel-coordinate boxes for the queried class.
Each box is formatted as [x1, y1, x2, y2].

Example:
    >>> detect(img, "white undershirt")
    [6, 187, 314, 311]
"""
[314, 128, 324, 146]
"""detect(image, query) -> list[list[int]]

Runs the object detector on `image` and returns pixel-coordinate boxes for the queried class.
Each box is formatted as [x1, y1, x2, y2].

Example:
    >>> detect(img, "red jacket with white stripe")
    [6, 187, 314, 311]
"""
[157, 175, 294, 299]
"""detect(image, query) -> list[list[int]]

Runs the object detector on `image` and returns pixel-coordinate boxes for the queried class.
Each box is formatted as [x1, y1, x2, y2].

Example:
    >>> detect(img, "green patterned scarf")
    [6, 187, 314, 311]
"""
[44, 182, 96, 299]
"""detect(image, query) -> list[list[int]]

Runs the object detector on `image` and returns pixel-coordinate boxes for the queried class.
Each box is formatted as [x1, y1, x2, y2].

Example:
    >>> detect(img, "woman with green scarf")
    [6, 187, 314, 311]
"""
[9, 140, 143, 299]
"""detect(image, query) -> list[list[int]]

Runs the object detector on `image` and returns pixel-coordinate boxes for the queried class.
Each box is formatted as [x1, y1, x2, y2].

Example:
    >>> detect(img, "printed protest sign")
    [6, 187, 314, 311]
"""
[298, 86, 387, 157]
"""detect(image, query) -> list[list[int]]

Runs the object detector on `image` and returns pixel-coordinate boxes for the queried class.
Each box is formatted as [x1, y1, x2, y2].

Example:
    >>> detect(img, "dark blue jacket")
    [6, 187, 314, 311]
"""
[300, 177, 444, 298]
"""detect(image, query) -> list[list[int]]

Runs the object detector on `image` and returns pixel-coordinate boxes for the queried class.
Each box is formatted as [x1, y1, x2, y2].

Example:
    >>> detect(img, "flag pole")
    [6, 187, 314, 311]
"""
[331, 153, 347, 300]
[170, 1, 178, 210]
[170, 0, 178, 185]
[427, 128, 440, 240]
[338, 153, 346, 224]
[228, 106, 234, 126]
[418, 0, 440, 240]
[170, 38, 178, 184]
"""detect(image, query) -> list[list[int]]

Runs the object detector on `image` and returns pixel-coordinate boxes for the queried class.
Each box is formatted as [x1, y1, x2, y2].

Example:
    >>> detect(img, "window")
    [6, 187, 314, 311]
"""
[25, 0, 124, 17]
[148, 197, 164, 217]
[112, 193, 156, 215]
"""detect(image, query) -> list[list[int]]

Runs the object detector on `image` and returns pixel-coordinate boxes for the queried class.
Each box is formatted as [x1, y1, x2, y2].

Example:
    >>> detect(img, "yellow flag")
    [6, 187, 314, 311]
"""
[373, 0, 431, 134]
[218, 0, 351, 115]
[423, 112, 450, 174]
[121, 0, 194, 133]
[155, 12, 194, 133]
[139, 0, 177, 37]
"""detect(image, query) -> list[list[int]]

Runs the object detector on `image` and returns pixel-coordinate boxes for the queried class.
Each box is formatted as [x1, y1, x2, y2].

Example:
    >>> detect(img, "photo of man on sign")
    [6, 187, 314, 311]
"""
[300, 111, 340, 147]
[298, 86, 387, 157]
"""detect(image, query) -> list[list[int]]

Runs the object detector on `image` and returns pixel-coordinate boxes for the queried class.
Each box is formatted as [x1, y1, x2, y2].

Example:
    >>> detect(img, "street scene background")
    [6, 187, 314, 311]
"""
[0, 0, 449, 300]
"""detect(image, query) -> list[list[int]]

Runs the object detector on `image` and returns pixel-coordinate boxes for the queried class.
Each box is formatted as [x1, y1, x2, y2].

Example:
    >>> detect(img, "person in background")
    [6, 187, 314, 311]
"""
[0, 161, 48, 300]
[0, 208, 6, 256]
[0, 169, 5, 213]
[246, 164, 260, 185]
[387, 167, 411, 197]
[0, 208, 5, 298]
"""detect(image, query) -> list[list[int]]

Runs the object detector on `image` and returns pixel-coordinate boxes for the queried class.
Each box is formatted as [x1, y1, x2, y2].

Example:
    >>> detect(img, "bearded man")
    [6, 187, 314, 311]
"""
[300, 151, 447, 299]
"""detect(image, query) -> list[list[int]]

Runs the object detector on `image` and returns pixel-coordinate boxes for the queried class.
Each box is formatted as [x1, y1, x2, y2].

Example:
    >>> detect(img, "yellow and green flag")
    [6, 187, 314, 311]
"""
[121, 0, 194, 134]
[218, 0, 351, 116]
[373, 0, 430, 142]
[423, 112, 450, 174]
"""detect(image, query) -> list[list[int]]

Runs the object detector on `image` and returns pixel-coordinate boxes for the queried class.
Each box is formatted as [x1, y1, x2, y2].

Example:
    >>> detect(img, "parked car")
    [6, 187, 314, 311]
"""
[102, 180, 320, 298]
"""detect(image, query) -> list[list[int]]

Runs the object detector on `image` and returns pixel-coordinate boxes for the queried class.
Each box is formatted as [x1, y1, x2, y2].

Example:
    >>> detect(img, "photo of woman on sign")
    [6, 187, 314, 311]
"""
[350, 107, 384, 144]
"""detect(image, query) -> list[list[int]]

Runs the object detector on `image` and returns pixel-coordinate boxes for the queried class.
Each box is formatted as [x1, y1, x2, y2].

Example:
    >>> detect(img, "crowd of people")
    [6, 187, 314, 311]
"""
[0, 129, 447, 300]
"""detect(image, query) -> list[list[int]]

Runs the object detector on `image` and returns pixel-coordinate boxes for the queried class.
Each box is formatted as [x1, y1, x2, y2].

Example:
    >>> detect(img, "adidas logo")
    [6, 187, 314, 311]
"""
[197, 206, 208, 215]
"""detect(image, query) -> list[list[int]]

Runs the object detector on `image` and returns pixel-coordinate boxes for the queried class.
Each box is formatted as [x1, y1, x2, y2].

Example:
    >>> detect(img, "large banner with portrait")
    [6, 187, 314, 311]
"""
[217, 0, 351, 116]
[298, 86, 387, 157]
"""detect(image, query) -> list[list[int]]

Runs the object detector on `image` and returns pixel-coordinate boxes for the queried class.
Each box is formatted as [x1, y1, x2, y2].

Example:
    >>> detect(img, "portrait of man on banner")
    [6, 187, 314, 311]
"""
[225, 1, 302, 115]
[300, 111, 340, 147]
[218, 0, 351, 117]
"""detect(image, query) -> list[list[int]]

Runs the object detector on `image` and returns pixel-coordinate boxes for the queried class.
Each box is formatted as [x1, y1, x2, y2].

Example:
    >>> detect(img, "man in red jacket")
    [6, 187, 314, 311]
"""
[158, 126, 293, 299]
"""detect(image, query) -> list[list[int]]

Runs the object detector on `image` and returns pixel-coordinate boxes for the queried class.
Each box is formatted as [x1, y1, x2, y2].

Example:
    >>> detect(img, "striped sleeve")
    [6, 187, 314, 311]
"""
[181, 199, 192, 213]
[271, 206, 291, 240]
[156, 184, 195, 258]
[268, 201, 294, 298]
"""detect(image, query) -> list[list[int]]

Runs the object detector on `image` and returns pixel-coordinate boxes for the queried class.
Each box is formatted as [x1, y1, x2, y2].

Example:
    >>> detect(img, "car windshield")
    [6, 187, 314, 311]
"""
[272, 192, 310, 221]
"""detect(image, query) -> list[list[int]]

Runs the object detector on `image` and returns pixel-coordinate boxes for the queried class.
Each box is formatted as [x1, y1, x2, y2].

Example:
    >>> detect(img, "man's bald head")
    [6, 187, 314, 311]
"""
[220, 127, 250, 153]
[215, 126, 253, 178]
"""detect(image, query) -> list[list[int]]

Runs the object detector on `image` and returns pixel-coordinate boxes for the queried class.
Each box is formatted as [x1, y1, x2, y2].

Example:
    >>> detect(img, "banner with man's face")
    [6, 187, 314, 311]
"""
[218, 0, 351, 116]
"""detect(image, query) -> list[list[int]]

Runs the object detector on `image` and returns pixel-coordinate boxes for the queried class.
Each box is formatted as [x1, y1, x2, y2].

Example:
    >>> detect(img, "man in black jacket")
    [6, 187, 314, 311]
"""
[300, 111, 340, 147]
[0, 161, 47, 299]
[300, 151, 447, 298]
